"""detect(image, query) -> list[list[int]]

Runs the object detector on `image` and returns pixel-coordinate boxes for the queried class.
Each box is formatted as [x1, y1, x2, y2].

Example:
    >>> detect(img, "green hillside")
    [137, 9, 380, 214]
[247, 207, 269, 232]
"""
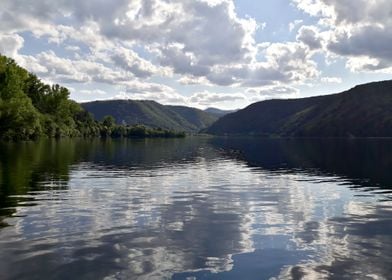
[0, 54, 185, 140]
[0, 54, 100, 140]
[206, 80, 392, 137]
[169, 105, 218, 130]
[82, 100, 218, 132]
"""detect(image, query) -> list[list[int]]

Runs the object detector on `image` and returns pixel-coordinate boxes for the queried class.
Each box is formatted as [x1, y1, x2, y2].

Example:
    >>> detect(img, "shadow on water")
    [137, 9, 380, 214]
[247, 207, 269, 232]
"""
[76, 137, 215, 169]
[209, 137, 392, 190]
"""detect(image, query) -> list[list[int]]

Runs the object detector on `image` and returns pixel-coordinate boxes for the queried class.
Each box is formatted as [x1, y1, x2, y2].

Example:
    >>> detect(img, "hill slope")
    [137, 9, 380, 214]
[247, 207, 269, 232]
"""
[206, 80, 392, 137]
[204, 107, 235, 118]
[82, 100, 218, 132]
[168, 105, 218, 130]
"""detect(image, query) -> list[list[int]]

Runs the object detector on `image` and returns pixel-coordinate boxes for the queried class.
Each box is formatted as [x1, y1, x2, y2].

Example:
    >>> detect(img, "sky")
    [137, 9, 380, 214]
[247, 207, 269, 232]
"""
[0, 0, 391, 110]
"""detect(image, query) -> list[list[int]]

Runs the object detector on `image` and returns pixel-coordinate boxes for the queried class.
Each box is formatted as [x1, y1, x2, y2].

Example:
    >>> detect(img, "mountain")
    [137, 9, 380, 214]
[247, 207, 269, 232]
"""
[82, 100, 218, 132]
[204, 107, 236, 118]
[206, 80, 392, 137]
[168, 105, 219, 130]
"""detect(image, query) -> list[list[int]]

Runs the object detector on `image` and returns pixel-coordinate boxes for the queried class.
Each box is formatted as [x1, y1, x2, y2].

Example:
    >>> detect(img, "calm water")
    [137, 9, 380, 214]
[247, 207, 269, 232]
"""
[0, 137, 391, 280]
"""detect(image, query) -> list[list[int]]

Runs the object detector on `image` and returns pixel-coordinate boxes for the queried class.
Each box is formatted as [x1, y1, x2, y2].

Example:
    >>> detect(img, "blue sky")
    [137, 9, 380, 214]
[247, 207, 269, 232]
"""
[0, 0, 391, 109]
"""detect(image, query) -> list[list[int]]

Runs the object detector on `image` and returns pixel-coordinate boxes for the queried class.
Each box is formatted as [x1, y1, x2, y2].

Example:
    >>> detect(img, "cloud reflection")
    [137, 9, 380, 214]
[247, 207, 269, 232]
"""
[0, 138, 391, 279]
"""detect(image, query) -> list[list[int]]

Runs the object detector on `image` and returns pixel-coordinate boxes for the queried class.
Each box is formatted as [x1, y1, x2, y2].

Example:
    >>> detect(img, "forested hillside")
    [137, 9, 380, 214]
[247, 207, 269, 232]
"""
[0, 55, 184, 140]
[206, 81, 392, 137]
[0, 55, 96, 140]
[82, 101, 218, 132]
[204, 107, 235, 118]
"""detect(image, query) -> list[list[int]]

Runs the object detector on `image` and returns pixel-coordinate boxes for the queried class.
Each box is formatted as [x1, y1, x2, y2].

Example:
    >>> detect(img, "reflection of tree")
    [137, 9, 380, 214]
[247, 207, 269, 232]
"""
[0, 137, 210, 220]
[77, 137, 209, 169]
[0, 137, 214, 229]
[0, 140, 80, 226]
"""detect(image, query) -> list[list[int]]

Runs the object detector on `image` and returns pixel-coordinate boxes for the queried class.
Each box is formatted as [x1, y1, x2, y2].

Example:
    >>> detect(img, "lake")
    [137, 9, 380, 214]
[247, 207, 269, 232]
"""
[0, 137, 391, 280]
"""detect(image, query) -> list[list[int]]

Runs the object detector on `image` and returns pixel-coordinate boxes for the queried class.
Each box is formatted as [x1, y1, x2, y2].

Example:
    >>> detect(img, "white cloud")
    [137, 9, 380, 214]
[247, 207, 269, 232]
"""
[65, 45, 81, 52]
[293, 0, 392, 72]
[110, 47, 163, 78]
[112, 86, 251, 109]
[120, 80, 177, 95]
[253, 42, 319, 85]
[0, 33, 24, 57]
[328, 25, 392, 71]
[291, 0, 334, 19]
[79, 89, 107, 96]
[345, 56, 392, 73]
[320, 76, 342, 83]
[1, 0, 317, 90]
[289, 20, 303, 32]
[16, 55, 49, 75]
[198, 42, 320, 87]
[189, 91, 246, 106]
[185, 85, 301, 108]
[115, 83, 188, 105]
[4, 0, 377, 107]
[17, 50, 134, 84]
[246, 85, 300, 102]
[178, 76, 211, 86]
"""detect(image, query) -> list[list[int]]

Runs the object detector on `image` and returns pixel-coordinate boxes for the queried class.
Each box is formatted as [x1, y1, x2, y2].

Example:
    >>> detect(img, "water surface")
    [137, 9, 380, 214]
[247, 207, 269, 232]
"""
[0, 137, 391, 279]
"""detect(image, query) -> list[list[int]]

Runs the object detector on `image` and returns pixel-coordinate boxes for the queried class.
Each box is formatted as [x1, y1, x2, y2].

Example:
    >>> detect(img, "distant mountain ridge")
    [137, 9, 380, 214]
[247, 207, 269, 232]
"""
[82, 100, 218, 132]
[206, 80, 392, 137]
[204, 107, 236, 117]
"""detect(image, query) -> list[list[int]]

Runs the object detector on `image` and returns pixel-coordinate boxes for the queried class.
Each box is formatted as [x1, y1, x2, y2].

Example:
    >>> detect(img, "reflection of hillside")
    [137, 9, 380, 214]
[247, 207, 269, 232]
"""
[209, 137, 392, 189]
[0, 137, 213, 224]
[0, 140, 80, 225]
[76, 137, 214, 169]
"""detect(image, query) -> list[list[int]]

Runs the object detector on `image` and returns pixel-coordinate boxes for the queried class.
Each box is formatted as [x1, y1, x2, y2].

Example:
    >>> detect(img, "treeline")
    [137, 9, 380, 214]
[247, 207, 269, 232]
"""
[99, 115, 185, 138]
[0, 54, 185, 140]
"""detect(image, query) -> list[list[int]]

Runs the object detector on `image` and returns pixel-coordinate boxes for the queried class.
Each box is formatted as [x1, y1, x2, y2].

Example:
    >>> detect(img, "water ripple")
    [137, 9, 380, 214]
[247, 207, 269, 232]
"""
[0, 138, 391, 279]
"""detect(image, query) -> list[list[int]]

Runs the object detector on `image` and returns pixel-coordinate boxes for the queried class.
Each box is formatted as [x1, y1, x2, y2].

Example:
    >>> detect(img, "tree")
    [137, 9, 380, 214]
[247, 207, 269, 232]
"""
[102, 115, 116, 128]
[0, 54, 186, 141]
[0, 55, 41, 140]
[0, 97, 42, 140]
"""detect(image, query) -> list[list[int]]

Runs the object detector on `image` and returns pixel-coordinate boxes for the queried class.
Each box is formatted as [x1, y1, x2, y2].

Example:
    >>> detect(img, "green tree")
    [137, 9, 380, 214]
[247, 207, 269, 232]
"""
[0, 54, 186, 141]
[0, 56, 41, 140]
[100, 115, 116, 137]
[0, 97, 42, 140]
[102, 115, 116, 127]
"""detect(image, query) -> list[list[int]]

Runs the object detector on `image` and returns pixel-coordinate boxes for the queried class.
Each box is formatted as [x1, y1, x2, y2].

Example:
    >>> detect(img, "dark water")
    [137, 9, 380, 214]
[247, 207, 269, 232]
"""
[0, 137, 391, 280]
